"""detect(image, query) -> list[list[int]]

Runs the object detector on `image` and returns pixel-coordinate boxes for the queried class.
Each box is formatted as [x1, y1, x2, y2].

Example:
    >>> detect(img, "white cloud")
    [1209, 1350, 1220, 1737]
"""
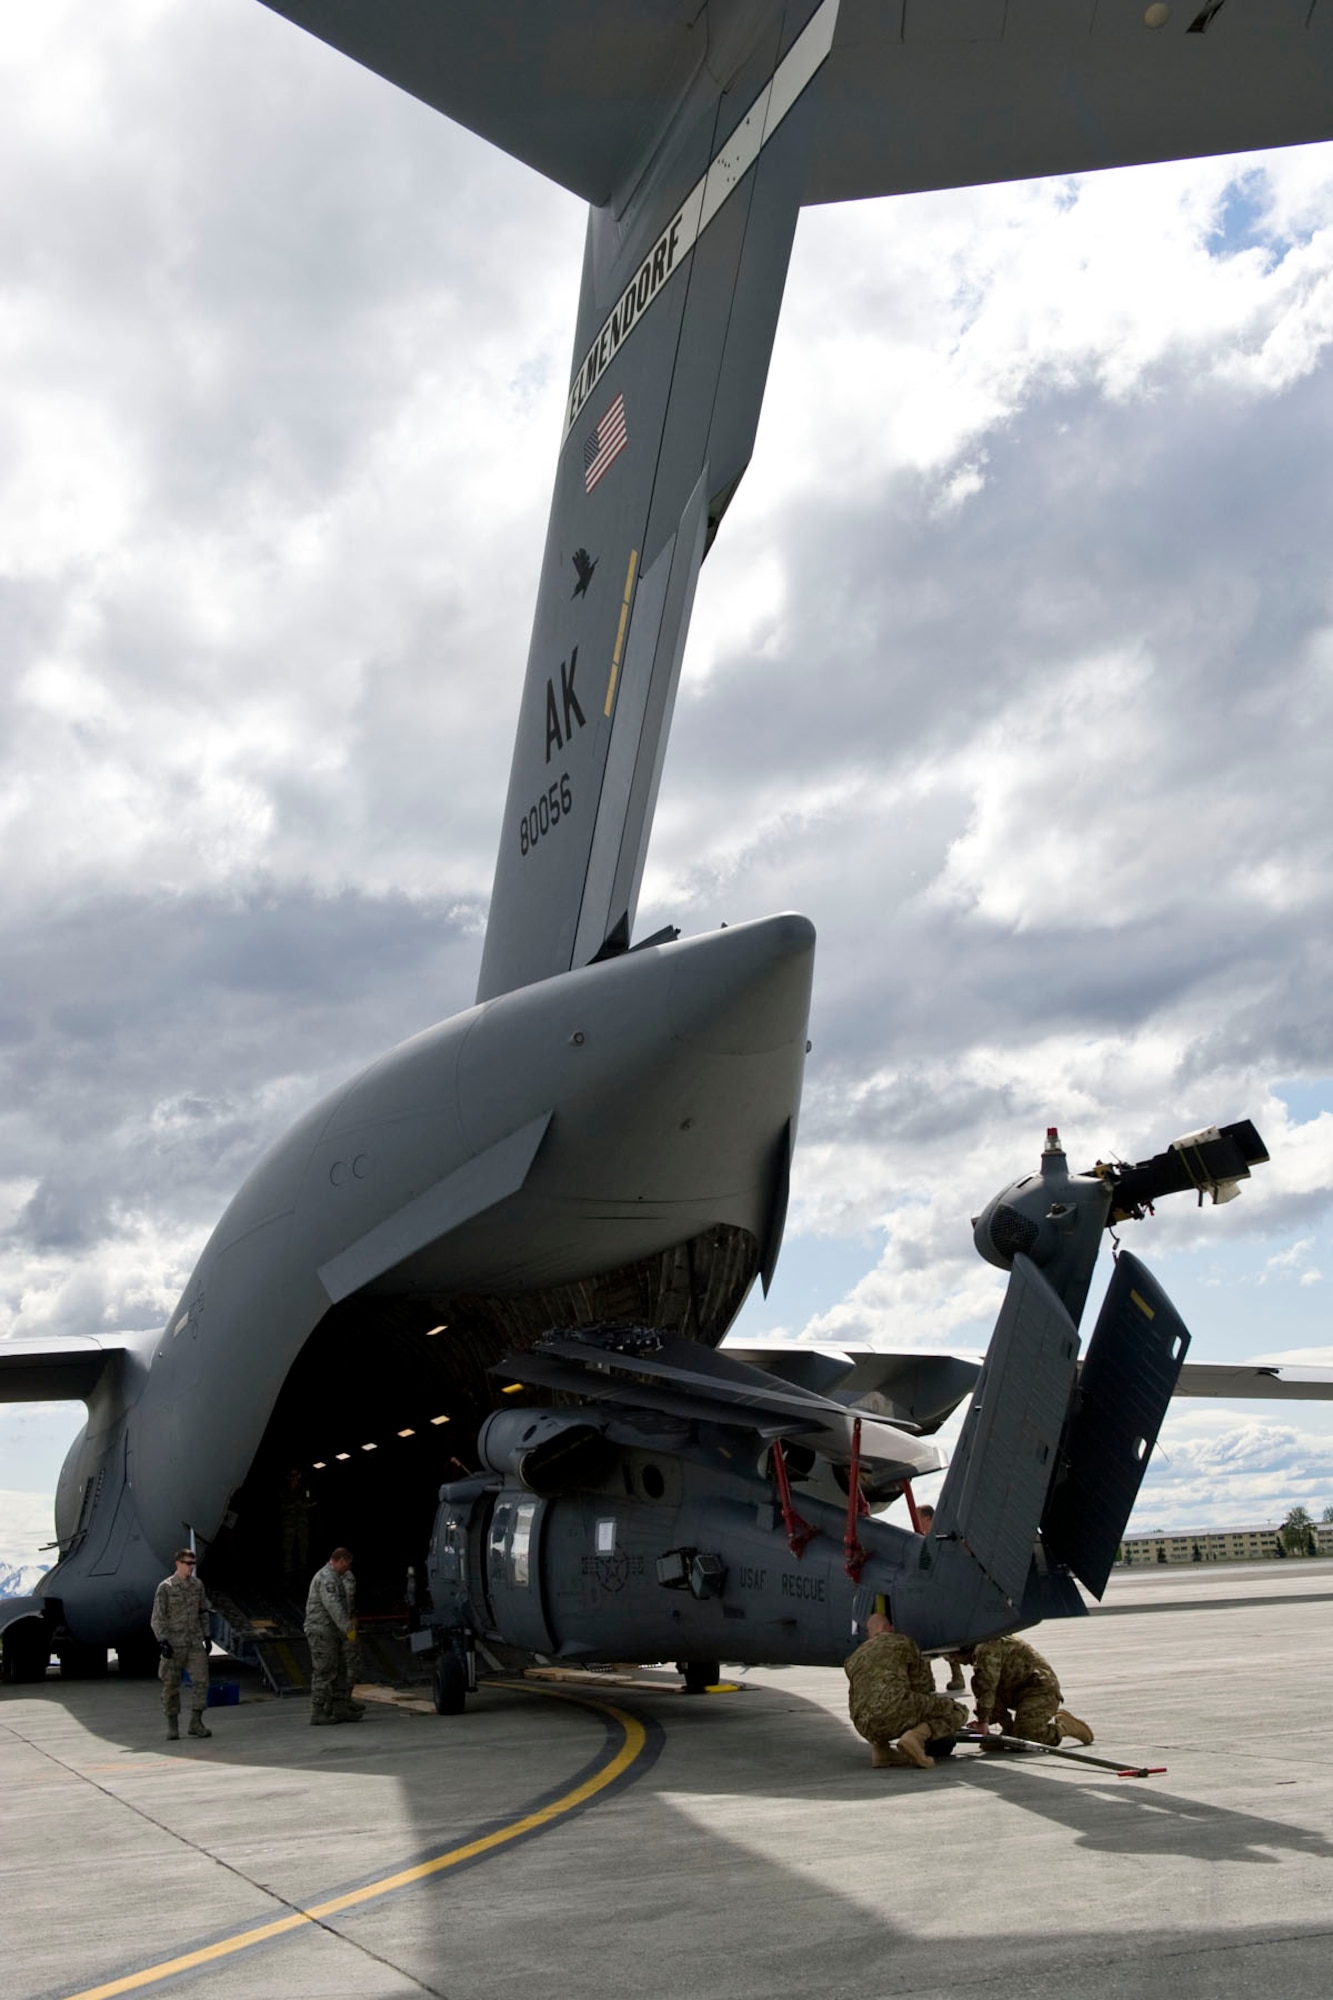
[0, 1490, 58, 1570]
[1131, 1409, 1333, 1531]
[2, 4, 1332, 1542]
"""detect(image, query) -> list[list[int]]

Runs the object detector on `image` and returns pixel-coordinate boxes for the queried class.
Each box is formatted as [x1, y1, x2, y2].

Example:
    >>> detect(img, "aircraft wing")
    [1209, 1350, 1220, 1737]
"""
[0, 1334, 143, 1402]
[1173, 1361, 1333, 1400]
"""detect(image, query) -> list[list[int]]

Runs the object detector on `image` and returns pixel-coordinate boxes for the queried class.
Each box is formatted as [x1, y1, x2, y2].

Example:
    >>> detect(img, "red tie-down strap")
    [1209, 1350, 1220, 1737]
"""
[770, 1438, 819, 1557]
[843, 1417, 869, 1581]
[900, 1478, 924, 1534]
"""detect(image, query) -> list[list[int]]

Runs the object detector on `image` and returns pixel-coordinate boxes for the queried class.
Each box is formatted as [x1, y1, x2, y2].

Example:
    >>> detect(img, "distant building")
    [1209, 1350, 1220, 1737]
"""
[1117, 1523, 1333, 1565]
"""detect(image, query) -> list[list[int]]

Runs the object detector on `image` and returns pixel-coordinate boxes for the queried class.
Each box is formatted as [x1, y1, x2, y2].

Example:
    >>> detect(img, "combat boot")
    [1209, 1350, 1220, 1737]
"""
[897, 1726, 936, 1770]
[870, 1742, 912, 1768]
[310, 1701, 336, 1725]
[1055, 1708, 1094, 1745]
[165, 1714, 179, 1741]
[187, 1713, 213, 1738]
[329, 1700, 364, 1724]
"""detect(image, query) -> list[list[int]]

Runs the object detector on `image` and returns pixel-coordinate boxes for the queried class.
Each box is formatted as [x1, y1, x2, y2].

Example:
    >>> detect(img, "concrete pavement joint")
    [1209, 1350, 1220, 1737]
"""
[5, 1713, 453, 2000]
[876, 1920, 1333, 1996]
[15, 1684, 661, 2000]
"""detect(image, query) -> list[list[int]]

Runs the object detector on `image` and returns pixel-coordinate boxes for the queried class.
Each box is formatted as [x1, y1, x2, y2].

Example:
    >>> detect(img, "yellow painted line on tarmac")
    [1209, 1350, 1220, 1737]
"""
[62, 1686, 650, 2000]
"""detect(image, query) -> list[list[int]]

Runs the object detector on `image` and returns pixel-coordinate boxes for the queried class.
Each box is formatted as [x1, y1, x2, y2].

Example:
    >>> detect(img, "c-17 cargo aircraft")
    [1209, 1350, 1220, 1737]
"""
[3, 1, 1333, 1697]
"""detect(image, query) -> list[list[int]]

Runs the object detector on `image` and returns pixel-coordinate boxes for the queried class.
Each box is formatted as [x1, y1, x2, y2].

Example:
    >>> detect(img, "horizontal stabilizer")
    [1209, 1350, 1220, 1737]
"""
[258, 1, 706, 207]
[1041, 1251, 1189, 1600]
[261, 4, 1333, 221]
[806, 9, 1333, 206]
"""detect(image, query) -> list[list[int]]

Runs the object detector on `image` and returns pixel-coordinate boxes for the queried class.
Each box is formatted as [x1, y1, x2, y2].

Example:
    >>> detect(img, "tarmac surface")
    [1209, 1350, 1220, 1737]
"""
[4, 1559, 1332, 2000]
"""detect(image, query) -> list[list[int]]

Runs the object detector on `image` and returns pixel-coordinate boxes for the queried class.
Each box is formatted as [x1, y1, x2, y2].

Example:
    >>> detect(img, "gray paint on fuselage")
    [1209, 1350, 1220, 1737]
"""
[27, 917, 812, 1644]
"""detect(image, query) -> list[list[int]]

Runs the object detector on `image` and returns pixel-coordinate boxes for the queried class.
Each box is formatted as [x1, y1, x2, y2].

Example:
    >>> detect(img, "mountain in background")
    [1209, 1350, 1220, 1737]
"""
[0, 1562, 50, 1598]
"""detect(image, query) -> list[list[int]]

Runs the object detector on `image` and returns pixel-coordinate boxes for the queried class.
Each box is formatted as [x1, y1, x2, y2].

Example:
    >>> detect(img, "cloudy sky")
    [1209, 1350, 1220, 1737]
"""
[3, 0, 1333, 1568]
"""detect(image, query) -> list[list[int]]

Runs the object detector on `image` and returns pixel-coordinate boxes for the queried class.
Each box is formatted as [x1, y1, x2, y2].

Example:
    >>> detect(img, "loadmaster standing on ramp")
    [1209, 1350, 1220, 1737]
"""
[304, 1546, 366, 1726]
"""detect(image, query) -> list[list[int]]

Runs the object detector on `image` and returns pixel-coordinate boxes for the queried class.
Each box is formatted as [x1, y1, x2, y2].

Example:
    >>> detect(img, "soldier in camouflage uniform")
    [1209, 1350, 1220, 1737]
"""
[304, 1546, 366, 1725]
[844, 1613, 967, 1769]
[966, 1633, 1094, 1746]
[151, 1548, 212, 1740]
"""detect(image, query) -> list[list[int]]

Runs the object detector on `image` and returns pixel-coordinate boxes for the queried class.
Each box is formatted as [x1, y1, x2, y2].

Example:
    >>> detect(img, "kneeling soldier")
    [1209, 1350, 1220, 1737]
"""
[965, 1634, 1094, 1747]
[845, 1611, 967, 1769]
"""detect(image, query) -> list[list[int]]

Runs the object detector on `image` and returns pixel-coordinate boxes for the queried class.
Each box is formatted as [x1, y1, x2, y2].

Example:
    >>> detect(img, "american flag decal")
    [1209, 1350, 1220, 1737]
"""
[583, 392, 628, 493]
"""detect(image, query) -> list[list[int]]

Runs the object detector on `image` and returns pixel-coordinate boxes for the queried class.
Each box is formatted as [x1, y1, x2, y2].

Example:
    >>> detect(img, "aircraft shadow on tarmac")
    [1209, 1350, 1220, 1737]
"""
[9, 1668, 1333, 2000]
[13, 1661, 1333, 1862]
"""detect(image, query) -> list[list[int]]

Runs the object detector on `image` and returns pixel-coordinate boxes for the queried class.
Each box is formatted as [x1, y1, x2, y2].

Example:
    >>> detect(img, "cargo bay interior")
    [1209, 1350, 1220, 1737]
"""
[206, 1222, 760, 1620]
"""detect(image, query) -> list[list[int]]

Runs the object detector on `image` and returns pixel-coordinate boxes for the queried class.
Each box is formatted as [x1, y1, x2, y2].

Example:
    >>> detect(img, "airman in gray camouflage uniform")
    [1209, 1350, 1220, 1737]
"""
[304, 1546, 366, 1725]
[844, 1612, 967, 1769]
[967, 1634, 1093, 1746]
[151, 1548, 212, 1740]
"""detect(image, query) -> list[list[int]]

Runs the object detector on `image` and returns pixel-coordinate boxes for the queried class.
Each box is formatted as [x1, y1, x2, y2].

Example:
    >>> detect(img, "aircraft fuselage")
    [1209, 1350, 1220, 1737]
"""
[40, 915, 815, 1648]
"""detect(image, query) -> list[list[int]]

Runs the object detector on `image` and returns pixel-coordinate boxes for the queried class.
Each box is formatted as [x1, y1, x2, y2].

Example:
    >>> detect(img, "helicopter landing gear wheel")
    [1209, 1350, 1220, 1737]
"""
[433, 1648, 468, 1715]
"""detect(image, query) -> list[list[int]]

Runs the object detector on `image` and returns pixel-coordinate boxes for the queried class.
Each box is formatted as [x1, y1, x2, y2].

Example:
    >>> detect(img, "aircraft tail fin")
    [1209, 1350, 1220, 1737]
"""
[1039, 1250, 1190, 1600]
[477, 3, 840, 1000]
[897, 1247, 1190, 1646]
[894, 1254, 1080, 1648]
